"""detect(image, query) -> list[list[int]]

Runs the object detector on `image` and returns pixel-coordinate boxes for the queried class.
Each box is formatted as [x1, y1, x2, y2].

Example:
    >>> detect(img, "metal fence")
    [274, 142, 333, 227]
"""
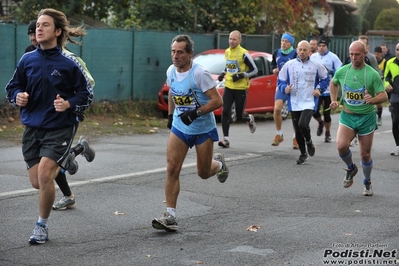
[1, 23, 398, 103]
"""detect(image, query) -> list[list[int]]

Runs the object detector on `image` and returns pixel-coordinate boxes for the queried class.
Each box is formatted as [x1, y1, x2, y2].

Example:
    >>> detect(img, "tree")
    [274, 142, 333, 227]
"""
[374, 8, 399, 30]
[333, 5, 361, 36]
[191, 0, 263, 33]
[363, 0, 399, 31]
[259, 0, 335, 39]
[9, 0, 335, 38]
[11, 0, 112, 23]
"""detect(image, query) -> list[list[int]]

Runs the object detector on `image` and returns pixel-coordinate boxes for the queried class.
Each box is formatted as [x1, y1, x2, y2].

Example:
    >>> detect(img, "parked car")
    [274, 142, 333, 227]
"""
[157, 49, 288, 121]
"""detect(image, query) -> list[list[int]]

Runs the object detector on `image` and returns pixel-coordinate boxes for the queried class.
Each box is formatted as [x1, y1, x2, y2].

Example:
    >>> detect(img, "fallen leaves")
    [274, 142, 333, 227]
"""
[246, 225, 261, 232]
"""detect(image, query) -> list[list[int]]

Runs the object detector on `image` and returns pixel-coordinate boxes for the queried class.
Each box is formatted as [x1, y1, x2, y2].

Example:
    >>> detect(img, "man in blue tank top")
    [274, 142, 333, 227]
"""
[152, 35, 229, 232]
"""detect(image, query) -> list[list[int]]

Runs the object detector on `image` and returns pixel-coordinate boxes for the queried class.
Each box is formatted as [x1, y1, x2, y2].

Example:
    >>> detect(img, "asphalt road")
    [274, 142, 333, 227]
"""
[1, 108, 398, 266]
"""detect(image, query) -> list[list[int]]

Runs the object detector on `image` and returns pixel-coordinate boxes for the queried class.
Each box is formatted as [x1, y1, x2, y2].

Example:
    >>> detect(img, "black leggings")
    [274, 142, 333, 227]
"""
[55, 172, 72, 197]
[391, 102, 399, 146]
[313, 96, 331, 123]
[291, 109, 314, 155]
[221, 87, 248, 137]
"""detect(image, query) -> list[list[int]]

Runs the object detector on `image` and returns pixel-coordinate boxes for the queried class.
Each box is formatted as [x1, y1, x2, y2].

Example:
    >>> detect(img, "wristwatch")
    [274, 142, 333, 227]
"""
[196, 109, 203, 116]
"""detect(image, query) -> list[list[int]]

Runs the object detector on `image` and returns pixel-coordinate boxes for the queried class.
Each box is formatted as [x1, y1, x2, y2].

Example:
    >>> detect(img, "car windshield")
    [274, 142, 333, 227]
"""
[193, 53, 225, 74]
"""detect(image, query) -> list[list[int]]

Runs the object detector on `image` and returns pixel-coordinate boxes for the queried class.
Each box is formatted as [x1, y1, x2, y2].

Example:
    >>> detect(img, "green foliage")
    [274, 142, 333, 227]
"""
[135, 0, 194, 31]
[9, 0, 346, 38]
[363, 0, 399, 30]
[374, 8, 399, 30]
[192, 0, 263, 33]
[11, 0, 81, 22]
[261, 0, 321, 39]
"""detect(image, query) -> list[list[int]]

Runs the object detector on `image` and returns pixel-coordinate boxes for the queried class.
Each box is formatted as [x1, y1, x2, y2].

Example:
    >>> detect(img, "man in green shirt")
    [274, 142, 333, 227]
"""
[330, 41, 387, 197]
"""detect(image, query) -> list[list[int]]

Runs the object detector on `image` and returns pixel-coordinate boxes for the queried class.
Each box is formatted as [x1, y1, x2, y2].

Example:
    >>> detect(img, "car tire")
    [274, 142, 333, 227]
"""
[281, 100, 289, 120]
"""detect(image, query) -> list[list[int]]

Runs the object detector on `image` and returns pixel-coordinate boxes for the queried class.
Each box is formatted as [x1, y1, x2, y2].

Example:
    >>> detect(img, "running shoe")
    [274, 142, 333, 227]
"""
[377, 117, 382, 126]
[343, 164, 358, 188]
[248, 114, 256, 133]
[214, 153, 229, 183]
[292, 138, 299, 150]
[325, 131, 331, 143]
[350, 136, 358, 147]
[317, 121, 325, 136]
[218, 139, 230, 148]
[78, 136, 95, 162]
[307, 140, 315, 157]
[296, 153, 308, 165]
[52, 195, 76, 210]
[63, 153, 78, 175]
[362, 180, 373, 196]
[29, 222, 49, 245]
[271, 135, 284, 146]
[152, 212, 178, 231]
[390, 147, 399, 156]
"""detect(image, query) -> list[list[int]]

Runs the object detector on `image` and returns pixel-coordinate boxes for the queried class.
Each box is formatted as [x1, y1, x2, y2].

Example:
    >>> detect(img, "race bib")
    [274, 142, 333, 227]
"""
[343, 84, 366, 106]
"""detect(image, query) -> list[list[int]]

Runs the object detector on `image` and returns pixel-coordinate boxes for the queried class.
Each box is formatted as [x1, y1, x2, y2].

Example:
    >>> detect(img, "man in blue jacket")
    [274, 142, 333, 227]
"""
[5, 8, 93, 245]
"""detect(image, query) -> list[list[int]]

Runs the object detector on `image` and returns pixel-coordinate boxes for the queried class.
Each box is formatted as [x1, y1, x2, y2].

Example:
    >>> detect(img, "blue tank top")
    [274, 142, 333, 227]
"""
[169, 63, 217, 134]
[276, 49, 297, 70]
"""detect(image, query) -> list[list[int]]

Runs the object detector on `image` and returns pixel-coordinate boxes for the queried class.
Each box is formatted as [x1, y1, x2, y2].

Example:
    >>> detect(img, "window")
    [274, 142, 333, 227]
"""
[253, 57, 265, 77]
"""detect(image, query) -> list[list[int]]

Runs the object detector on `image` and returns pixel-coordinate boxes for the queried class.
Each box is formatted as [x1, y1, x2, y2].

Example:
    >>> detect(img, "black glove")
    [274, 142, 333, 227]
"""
[179, 110, 198, 126]
[218, 73, 225, 82]
[167, 114, 173, 129]
[76, 112, 85, 122]
[232, 73, 245, 82]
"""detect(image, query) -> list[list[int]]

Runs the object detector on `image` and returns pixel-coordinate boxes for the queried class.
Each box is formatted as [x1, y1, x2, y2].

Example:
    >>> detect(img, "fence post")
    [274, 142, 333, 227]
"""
[213, 30, 220, 49]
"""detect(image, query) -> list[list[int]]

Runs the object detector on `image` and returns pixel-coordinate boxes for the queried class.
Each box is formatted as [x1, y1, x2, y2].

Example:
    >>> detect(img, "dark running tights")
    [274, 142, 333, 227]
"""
[55, 172, 72, 197]
[313, 96, 331, 123]
[291, 110, 314, 155]
[391, 102, 399, 146]
[221, 87, 248, 137]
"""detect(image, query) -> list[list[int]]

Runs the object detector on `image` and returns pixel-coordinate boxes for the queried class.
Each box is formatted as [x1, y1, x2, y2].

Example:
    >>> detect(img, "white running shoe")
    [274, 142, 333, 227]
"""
[390, 147, 399, 156]
[248, 114, 256, 133]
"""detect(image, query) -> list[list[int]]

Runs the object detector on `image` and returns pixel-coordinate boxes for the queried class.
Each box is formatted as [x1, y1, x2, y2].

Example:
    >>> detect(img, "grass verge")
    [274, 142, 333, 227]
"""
[0, 100, 168, 145]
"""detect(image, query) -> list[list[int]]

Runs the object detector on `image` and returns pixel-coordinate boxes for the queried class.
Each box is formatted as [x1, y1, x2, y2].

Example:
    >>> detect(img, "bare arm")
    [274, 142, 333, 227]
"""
[199, 87, 223, 114]
[364, 90, 388, 105]
[168, 90, 175, 115]
[329, 79, 340, 110]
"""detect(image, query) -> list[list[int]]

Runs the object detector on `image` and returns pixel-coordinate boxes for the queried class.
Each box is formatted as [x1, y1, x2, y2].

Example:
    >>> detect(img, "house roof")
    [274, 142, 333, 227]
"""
[327, 0, 358, 13]
[366, 30, 399, 37]
[68, 14, 109, 29]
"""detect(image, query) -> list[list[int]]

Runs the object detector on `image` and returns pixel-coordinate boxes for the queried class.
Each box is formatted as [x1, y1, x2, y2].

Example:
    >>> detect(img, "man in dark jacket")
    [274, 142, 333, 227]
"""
[6, 8, 93, 245]
[25, 20, 37, 53]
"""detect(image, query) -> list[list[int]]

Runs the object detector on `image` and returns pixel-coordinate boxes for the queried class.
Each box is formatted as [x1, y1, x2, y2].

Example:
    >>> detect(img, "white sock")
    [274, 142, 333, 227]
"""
[224, 136, 229, 141]
[277, 130, 282, 135]
[293, 133, 296, 138]
[217, 161, 223, 171]
[38, 216, 48, 226]
[167, 207, 176, 218]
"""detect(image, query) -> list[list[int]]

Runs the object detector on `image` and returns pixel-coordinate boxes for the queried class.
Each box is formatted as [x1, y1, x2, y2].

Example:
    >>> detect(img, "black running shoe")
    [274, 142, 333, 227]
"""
[307, 141, 315, 157]
[296, 153, 308, 165]
[317, 121, 325, 136]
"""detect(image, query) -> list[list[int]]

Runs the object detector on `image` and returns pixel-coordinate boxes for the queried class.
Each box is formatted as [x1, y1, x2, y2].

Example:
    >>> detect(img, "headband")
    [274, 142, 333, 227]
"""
[282, 33, 295, 46]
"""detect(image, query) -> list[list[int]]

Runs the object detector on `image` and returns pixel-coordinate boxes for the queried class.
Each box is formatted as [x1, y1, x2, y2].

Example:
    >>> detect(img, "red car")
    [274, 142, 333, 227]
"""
[157, 49, 288, 121]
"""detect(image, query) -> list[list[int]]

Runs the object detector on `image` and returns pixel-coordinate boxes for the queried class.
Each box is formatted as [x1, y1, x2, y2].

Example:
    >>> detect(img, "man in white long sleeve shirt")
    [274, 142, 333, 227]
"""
[278, 40, 330, 164]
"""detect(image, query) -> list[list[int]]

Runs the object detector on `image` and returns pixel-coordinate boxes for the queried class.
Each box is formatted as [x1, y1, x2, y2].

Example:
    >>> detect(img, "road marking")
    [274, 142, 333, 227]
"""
[0, 153, 263, 199]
